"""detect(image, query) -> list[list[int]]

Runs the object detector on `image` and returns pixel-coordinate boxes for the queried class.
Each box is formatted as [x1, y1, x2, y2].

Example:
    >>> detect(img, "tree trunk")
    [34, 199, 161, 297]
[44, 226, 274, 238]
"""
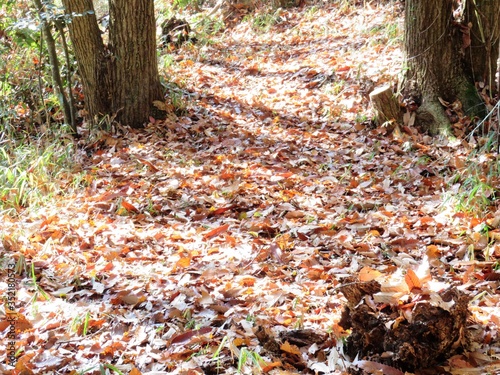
[63, 0, 162, 128]
[62, 0, 111, 124]
[33, 0, 75, 132]
[464, 0, 500, 95]
[109, 0, 162, 128]
[403, 0, 491, 135]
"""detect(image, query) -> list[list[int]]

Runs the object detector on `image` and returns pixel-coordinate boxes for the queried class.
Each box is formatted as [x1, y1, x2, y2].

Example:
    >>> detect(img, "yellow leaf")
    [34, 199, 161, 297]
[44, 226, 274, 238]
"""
[233, 337, 247, 347]
[280, 341, 301, 355]
[176, 257, 190, 268]
[180, 59, 194, 67]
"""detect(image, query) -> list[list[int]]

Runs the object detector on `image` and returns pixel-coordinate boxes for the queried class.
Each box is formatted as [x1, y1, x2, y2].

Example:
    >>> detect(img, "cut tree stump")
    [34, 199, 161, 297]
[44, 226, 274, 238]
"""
[369, 85, 401, 127]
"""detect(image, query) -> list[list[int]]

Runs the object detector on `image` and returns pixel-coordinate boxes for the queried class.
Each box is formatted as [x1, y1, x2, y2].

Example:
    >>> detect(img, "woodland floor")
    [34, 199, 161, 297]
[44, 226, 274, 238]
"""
[1, 2, 500, 375]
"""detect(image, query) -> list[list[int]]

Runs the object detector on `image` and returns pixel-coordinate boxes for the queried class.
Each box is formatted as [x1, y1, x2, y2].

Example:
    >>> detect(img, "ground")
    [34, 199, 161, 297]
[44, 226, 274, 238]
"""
[1, 2, 499, 375]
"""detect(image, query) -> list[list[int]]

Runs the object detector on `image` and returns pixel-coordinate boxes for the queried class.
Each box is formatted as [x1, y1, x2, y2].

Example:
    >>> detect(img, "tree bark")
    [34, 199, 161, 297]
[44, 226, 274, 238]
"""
[464, 0, 500, 95]
[403, 0, 492, 135]
[370, 85, 401, 126]
[61, 0, 111, 124]
[109, 0, 162, 128]
[62, 0, 162, 128]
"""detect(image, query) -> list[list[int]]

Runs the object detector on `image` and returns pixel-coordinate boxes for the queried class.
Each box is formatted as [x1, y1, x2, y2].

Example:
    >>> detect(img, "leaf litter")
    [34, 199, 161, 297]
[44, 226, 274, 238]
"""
[1, 2, 500, 374]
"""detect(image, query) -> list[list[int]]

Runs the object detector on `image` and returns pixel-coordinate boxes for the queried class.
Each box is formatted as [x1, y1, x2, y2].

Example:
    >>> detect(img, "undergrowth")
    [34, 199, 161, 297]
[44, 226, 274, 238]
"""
[0, 1, 81, 215]
[446, 100, 500, 215]
[0, 122, 78, 214]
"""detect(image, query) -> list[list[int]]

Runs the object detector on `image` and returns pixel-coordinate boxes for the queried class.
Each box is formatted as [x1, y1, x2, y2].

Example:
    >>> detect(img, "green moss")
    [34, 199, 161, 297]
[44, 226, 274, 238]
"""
[416, 99, 453, 136]
[461, 83, 487, 119]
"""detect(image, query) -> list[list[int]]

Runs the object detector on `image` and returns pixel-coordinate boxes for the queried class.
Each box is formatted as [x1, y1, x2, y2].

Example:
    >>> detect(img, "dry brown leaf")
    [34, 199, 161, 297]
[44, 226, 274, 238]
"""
[353, 360, 404, 375]
[170, 327, 212, 345]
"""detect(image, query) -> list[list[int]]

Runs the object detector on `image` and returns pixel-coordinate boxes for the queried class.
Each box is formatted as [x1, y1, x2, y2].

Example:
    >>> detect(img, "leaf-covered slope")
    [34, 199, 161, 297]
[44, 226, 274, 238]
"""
[1, 2, 499, 374]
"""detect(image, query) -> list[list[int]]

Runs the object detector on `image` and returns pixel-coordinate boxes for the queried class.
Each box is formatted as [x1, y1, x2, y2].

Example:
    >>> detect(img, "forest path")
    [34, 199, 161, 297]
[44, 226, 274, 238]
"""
[1, 2, 498, 374]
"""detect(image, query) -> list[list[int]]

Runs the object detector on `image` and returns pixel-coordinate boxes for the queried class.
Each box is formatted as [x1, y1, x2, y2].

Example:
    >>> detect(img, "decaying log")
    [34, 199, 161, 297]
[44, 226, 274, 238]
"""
[369, 85, 401, 127]
[338, 282, 470, 373]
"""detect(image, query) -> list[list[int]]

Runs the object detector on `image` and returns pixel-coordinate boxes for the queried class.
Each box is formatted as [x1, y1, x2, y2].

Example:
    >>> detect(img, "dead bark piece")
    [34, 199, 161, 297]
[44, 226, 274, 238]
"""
[338, 285, 470, 373]
[279, 329, 328, 347]
[369, 85, 401, 128]
[160, 17, 194, 48]
[254, 326, 281, 354]
[338, 280, 381, 308]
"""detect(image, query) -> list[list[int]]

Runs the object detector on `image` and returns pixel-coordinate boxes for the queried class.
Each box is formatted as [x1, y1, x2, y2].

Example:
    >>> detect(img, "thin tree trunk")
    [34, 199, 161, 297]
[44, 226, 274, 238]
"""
[61, 0, 110, 124]
[33, 0, 75, 132]
[404, 0, 485, 135]
[54, 19, 77, 131]
[464, 0, 500, 96]
[109, 0, 162, 128]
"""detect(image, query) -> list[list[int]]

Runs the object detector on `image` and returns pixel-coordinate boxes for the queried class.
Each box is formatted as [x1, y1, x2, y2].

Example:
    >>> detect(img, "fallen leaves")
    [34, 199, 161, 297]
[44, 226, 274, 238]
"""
[202, 223, 230, 240]
[0, 1, 499, 374]
[170, 327, 213, 345]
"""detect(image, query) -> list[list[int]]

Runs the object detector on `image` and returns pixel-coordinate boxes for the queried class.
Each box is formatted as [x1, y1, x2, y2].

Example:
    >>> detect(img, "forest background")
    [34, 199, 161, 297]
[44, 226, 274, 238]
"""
[0, 0, 500, 374]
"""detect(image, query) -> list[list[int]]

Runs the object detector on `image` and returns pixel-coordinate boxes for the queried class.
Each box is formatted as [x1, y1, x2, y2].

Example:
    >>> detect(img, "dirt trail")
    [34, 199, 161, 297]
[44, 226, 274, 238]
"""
[1, 3, 498, 374]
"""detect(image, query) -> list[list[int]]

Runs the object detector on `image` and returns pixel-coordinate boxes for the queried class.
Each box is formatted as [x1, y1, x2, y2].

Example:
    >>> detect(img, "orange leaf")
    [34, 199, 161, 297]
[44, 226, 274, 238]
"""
[280, 341, 301, 355]
[368, 229, 381, 236]
[426, 244, 441, 259]
[121, 200, 139, 213]
[137, 158, 159, 172]
[261, 361, 282, 372]
[359, 266, 382, 282]
[278, 172, 293, 178]
[89, 318, 107, 330]
[176, 256, 191, 268]
[180, 59, 195, 67]
[224, 234, 237, 246]
[12, 313, 34, 332]
[98, 191, 124, 202]
[405, 269, 422, 290]
[212, 206, 234, 215]
[15, 352, 36, 374]
[203, 224, 229, 240]
[233, 337, 247, 346]
[239, 276, 256, 287]
[336, 65, 351, 72]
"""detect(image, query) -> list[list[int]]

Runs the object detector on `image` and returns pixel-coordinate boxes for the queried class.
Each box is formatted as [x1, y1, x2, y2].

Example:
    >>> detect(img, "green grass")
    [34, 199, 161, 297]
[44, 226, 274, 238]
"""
[0, 6, 82, 215]
[192, 16, 225, 45]
[0, 123, 78, 214]
[445, 131, 500, 215]
[441, 65, 500, 216]
[243, 9, 283, 32]
[237, 347, 264, 373]
[453, 174, 495, 213]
